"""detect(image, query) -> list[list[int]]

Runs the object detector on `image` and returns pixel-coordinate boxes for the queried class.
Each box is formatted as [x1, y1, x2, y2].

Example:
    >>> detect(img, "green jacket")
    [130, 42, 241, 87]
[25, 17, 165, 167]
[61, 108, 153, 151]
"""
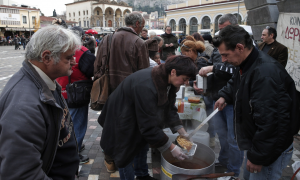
[161, 34, 178, 60]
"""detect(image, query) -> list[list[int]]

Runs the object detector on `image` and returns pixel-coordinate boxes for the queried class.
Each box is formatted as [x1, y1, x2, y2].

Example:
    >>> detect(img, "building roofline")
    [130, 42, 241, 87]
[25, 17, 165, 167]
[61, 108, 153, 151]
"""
[165, 0, 242, 12]
[92, 2, 131, 7]
[65, 0, 96, 6]
[0, 5, 40, 11]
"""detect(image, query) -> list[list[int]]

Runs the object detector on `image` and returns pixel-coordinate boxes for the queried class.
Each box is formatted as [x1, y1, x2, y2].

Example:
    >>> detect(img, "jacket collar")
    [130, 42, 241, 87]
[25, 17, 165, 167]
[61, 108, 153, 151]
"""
[151, 64, 177, 106]
[22, 60, 62, 106]
[260, 40, 277, 50]
[118, 27, 138, 36]
[28, 61, 56, 91]
[239, 47, 259, 74]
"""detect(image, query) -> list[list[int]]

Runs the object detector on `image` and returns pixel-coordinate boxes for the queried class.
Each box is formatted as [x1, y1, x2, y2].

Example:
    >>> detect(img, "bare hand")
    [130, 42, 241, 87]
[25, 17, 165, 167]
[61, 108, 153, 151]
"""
[246, 160, 263, 173]
[214, 97, 226, 110]
[170, 43, 174, 47]
[193, 81, 204, 94]
[199, 66, 213, 77]
[165, 44, 169, 47]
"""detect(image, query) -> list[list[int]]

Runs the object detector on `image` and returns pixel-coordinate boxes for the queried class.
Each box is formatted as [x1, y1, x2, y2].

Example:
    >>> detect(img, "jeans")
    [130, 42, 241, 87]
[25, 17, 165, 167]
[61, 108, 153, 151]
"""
[204, 96, 215, 138]
[119, 144, 149, 180]
[22, 42, 26, 50]
[69, 105, 89, 150]
[213, 101, 244, 177]
[243, 143, 293, 180]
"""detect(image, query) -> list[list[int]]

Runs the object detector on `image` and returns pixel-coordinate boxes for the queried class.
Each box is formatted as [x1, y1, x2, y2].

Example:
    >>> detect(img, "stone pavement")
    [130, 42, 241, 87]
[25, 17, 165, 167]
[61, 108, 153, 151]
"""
[79, 109, 299, 180]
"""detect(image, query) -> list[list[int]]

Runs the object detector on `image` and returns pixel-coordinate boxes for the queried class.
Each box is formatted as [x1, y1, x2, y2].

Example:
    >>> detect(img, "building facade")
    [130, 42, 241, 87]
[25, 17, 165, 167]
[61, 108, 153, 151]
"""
[40, 16, 77, 28]
[66, 0, 132, 30]
[0, 5, 40, 37]
[165, 0, 248, 36]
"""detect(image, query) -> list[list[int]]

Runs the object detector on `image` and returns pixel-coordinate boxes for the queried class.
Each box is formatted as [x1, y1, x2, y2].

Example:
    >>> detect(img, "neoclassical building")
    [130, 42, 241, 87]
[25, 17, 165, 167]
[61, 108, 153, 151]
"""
[165, 0, 248, 36]
[66, 0, 132, 29]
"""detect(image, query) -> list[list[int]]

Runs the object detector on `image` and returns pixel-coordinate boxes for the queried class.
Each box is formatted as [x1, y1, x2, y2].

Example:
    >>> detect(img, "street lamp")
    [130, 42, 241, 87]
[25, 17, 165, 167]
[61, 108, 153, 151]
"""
[28, 10, 32, 37]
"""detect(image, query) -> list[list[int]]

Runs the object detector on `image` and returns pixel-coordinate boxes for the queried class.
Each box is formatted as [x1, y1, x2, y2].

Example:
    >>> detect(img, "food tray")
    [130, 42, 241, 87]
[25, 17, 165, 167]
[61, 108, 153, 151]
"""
[182, 143, 197, 156]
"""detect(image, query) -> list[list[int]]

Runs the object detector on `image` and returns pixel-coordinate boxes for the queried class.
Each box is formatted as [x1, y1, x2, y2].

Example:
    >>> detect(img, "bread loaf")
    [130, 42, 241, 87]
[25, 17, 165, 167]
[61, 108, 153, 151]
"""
[188, 96, 200, 103]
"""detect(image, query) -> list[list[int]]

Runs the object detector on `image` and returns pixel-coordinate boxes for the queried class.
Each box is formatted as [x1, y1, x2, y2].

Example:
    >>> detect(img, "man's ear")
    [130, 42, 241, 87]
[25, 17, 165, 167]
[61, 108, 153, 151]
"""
[135, 21, 139, 28]
[41, 50, 52, 65]
[171, 69, 176, 76]
[236, 43, 245, 52]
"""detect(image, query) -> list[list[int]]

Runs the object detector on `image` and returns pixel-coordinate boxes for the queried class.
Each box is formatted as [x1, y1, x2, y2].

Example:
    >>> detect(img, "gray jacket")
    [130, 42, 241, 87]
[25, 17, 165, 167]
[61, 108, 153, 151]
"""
[0, 61, 65, 179]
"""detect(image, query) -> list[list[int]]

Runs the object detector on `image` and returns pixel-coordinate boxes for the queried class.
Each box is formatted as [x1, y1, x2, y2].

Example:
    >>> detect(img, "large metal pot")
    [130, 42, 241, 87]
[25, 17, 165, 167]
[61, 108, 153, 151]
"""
[161, 142, 215, 180]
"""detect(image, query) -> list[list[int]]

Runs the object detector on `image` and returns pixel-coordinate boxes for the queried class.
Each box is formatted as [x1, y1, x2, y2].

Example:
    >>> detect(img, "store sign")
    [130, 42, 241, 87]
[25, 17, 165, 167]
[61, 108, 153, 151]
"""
[0, 13, 20, 21]
[277, 13, 300, 91]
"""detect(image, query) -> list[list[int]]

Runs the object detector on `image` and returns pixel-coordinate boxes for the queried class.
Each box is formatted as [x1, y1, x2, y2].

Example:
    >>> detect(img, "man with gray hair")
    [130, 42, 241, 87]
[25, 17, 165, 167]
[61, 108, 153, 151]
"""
[218, 13, 238, 30]
[0, 25, 81, 179]
[94, 12, 156, 180]
[94, 12, 149, 92]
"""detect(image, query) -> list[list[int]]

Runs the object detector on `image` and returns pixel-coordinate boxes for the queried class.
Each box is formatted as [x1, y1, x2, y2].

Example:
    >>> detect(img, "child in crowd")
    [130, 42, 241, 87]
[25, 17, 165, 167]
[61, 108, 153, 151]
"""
[149, 51, 161, 67]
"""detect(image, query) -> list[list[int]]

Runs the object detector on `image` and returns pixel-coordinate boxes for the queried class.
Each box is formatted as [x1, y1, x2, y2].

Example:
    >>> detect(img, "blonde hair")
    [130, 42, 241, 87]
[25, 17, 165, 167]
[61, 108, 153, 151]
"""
[181, 36, 205, 53]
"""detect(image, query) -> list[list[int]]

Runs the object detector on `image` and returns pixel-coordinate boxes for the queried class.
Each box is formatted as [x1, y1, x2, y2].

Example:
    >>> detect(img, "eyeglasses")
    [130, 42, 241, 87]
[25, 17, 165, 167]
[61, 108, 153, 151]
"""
[181, 44, 190, 49]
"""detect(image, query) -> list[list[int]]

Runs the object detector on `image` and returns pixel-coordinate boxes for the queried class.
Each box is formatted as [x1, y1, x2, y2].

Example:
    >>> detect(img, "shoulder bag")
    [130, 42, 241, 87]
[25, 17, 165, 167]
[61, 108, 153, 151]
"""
[66, 76, 93, 108]
[90, 34, 113, 111]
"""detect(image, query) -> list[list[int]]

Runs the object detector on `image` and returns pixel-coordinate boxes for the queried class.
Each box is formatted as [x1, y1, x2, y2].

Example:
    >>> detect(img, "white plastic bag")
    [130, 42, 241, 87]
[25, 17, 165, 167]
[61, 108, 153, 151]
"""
[292, 161, 300, 180]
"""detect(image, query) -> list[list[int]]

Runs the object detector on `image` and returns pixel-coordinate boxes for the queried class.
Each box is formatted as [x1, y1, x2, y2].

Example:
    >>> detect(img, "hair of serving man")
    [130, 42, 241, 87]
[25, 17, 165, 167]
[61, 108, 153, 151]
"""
[213, 25, 253, 51]
[218, 13, 238, 25]
[125, 12, 144, 27]
[25, 25, 81, 64]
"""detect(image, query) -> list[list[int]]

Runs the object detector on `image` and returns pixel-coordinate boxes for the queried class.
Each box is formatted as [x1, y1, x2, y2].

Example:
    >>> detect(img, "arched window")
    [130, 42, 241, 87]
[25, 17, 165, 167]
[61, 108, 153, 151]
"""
[214, 15, 222, 33]
[69, 13, 71, 17]
[189, 17, 198, 35]
[73, 12, 75, 17]
[78, 11, 80, 16]
[169, 19, 176, 31]
[233, 13, 242, 24]
[179, 18, 186, 35]
[83, 11, 85, 15]
[87, 10, 88, 15]
[97, 20, 100, 26]
[97, 10, 99, 15]
[201, 16, 211, 29]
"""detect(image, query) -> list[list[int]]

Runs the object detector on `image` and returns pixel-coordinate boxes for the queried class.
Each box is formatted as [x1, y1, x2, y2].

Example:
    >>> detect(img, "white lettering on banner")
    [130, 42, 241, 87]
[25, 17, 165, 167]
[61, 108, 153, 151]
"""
[0, 13, 20, 21]
[277, 13, 300, 92]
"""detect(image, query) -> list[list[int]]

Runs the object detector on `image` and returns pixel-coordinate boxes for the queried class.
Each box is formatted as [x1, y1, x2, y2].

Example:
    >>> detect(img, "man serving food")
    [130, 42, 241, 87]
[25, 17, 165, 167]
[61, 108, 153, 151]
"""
[98, 55, 197, 180]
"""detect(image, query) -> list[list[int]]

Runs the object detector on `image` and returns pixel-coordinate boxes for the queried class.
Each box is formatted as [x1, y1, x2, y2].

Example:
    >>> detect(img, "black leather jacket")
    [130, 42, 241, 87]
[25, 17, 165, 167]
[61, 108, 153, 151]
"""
[219, 48, 299, 166]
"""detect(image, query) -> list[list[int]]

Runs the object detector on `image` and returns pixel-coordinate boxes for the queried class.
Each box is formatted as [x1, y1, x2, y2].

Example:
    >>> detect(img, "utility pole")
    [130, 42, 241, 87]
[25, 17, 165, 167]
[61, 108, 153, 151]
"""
[237, 0, 240, 24]
[28, 10, 31, 37]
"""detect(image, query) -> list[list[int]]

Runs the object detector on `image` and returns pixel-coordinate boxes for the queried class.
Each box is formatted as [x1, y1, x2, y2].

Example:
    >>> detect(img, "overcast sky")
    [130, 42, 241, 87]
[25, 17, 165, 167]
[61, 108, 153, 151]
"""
[12, 0, 74, 16]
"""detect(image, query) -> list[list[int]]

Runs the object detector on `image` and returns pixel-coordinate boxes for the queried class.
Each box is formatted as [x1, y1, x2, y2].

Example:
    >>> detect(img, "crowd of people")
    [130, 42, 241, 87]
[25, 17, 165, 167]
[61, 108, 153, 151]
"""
[0, 34, 31, 49]
[0, 11, 298, 180]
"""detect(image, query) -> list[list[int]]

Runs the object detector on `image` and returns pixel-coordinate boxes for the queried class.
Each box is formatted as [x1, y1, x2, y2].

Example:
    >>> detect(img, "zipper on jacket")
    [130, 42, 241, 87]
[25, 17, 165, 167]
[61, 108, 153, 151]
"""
[249, 100, 252, 114]
[234, 73, 242, 151]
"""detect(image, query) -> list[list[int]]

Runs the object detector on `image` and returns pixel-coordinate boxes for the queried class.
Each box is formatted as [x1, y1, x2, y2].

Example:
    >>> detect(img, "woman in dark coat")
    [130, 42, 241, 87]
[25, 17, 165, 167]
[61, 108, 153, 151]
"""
[98, 55, 197, 180]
